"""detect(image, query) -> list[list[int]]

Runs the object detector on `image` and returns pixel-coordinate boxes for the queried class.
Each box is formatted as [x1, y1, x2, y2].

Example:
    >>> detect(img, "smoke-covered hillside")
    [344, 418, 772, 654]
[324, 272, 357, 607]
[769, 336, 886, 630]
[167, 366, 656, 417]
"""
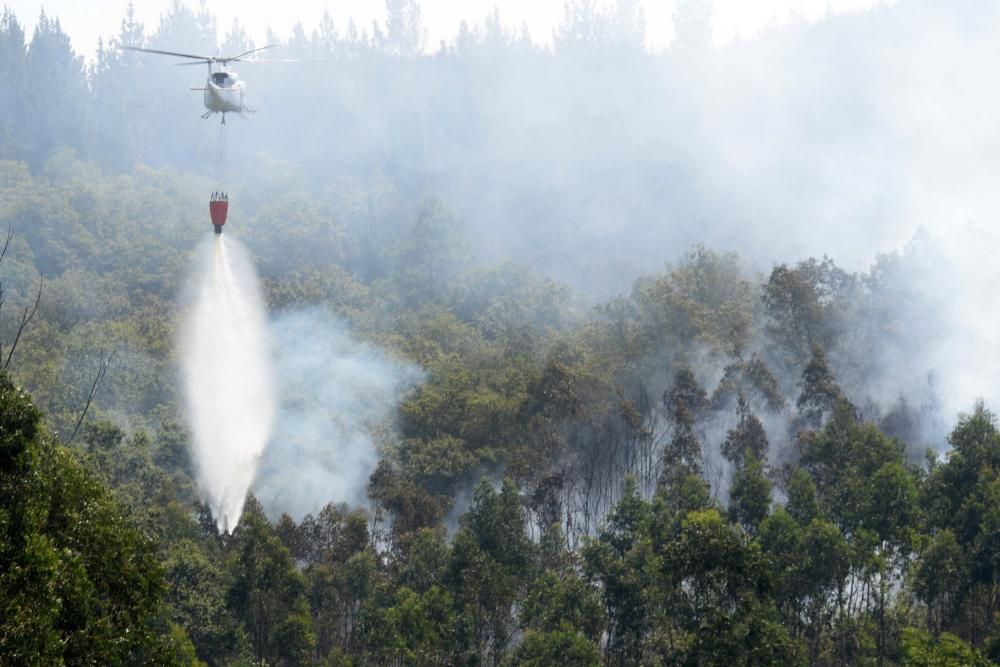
[3, 0, 1000, 664]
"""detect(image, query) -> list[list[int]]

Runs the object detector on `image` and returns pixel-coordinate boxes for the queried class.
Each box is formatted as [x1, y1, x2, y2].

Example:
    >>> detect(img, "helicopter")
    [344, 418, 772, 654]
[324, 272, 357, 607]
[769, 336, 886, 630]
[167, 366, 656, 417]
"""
[123, 45, 288, 123]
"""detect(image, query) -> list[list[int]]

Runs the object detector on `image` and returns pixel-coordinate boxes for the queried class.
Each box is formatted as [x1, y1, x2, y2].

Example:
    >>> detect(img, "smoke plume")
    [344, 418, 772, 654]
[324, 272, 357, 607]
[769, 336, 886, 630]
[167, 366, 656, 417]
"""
[253, 307, 424, 521]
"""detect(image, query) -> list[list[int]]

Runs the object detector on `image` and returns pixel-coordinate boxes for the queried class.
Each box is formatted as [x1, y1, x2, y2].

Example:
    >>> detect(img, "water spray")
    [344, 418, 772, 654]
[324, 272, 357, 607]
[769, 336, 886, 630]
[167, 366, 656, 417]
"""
[180, 234, 274, 533]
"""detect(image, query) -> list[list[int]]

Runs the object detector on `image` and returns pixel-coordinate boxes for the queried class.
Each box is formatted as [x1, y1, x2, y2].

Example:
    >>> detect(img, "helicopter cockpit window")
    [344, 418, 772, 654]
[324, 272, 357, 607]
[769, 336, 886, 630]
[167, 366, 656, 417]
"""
[212, 72, 228, 84]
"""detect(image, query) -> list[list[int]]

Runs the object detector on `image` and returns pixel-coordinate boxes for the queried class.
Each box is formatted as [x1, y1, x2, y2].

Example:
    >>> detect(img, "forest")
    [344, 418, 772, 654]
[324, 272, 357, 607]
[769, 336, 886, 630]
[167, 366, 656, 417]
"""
[3, 0, 1000, 664]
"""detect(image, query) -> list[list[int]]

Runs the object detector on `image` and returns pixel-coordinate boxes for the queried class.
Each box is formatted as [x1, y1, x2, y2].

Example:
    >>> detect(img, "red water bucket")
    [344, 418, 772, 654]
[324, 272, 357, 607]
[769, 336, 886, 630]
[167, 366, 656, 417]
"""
[209, 198, 228, 232]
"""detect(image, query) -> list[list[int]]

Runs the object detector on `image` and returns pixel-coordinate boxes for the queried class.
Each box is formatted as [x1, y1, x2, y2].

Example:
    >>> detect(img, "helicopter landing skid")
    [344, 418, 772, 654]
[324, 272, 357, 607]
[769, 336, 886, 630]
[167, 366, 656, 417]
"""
[200, 111, 230, 124]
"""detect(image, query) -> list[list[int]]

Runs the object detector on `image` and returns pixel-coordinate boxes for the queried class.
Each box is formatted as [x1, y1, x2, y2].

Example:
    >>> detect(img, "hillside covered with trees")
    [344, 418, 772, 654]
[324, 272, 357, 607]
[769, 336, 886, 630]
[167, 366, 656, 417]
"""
[3, 0, 1000, 664]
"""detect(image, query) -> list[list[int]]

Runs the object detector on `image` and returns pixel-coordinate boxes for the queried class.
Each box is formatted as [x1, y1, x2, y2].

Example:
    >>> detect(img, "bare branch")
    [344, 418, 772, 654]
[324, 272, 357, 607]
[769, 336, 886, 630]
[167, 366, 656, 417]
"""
[0, 226, 16, 366]
[67, 352, 113, 446]
[4, 276, 42, 370]
[0, 226, 14, 268]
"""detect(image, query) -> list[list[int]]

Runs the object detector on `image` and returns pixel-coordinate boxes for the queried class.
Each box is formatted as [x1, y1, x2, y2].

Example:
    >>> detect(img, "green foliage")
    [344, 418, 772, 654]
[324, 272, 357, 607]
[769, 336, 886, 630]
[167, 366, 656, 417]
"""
[902, 627, 991, 667]
[785, 467, 819, 525]
[0, 371, 168, 663]
[721, 396, 770, 468]
[800, 400, 917, 544]
[582, 478, 656, 664]
[522, 569, 604, 641]
[447, 479, 534, 662]
[728, 452, 772, 533]
[762, 257, 855, 377]
[163, 538, 244, 663]
[507, 625, 601, 666]
[797, 345, 848, 430]
[390, 198, 468, 307]
[369, 459, 451, 542]
[165, 623, 209, 667]
[664, 367, 709, 475]
[759, 508, 850, 657]
[912, 529, 964, 635]
[632, 245, 755, 359]
[228, 499, 316, 664]
[361, 585, 458, 665]
[918, 404, 1000, 647]
[712, 355, 786, 414]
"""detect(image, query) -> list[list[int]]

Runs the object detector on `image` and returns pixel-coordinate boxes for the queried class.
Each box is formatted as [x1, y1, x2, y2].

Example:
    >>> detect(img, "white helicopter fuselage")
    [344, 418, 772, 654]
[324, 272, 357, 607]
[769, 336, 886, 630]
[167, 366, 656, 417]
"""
[203, 69, 247, 114]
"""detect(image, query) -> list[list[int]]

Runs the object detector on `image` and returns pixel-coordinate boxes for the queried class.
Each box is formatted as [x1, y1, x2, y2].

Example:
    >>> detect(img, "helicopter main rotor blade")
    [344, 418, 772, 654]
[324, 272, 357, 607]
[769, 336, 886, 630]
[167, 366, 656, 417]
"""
[236, 58, 326, 64]
[123, 45, 216, 61]
[175, 61, 212, 66]
[228, 45, 277, 62]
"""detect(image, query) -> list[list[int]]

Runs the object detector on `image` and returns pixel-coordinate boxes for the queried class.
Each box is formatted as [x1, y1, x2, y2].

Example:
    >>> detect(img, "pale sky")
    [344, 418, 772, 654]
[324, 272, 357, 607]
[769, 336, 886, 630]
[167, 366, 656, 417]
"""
[5, 0, 888, 59]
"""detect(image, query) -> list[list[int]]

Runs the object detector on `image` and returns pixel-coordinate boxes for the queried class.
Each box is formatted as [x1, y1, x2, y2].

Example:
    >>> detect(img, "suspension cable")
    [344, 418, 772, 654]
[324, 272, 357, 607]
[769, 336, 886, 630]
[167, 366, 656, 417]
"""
[214, 120, 228, 194]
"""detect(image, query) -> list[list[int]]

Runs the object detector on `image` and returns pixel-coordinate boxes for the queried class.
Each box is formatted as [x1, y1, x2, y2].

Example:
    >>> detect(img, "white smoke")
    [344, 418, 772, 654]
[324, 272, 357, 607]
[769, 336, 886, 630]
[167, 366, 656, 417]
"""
[253, 307, 424, 521]
[179, 236, 275, 533]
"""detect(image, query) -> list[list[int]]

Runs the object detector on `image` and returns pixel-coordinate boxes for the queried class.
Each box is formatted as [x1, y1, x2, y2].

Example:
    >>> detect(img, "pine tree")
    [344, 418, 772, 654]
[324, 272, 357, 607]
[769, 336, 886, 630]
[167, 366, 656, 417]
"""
[0, 9, 27, 159]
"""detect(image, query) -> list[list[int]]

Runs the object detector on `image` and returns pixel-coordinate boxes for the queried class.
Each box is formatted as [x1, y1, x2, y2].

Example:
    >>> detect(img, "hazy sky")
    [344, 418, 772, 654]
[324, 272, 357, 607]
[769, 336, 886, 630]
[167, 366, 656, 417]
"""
[7, 0, 888, 59]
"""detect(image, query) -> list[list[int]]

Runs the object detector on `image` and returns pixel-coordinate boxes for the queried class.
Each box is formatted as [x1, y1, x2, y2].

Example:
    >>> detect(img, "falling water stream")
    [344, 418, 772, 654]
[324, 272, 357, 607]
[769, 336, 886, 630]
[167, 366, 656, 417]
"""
[180, 234, 274, 533]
